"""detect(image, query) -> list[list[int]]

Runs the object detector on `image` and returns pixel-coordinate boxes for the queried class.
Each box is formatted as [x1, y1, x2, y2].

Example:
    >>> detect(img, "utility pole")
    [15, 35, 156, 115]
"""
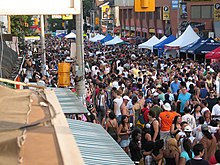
[76, 0, 85, 99]
[40, 15, 46, 76]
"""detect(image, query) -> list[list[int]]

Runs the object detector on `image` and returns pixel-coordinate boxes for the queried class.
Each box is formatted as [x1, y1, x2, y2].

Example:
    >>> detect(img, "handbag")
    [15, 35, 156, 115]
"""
[109, 121, 121, 143]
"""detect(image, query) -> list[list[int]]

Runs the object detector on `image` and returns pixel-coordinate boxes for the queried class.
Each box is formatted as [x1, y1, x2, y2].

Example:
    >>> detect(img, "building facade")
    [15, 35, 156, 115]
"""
[118, 0, 220, 39]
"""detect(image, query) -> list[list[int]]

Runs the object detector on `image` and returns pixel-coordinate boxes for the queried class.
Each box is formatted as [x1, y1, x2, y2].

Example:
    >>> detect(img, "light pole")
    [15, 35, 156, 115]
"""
[40, 15, 46, 76]
[76, 0, 85, 99]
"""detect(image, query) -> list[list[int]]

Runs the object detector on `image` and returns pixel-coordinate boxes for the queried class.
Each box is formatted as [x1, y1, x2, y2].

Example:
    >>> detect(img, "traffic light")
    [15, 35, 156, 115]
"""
[134, 0, 155, 12]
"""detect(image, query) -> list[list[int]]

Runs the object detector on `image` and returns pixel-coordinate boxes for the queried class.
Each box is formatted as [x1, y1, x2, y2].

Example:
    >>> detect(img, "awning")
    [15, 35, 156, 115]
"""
[67, 119, 134, 165]
[54, 88, 88, 114]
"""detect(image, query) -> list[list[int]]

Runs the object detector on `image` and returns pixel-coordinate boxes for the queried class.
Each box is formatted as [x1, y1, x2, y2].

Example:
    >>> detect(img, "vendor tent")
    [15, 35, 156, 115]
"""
[188, 38, 220, 54]
[154, 35, 176, 50]
[159, 36, 167, 41]
[205, 46, 220, 59]
[56, 33, 67, 38]
[105, 36, 124, 45]
[100, 34, 113, 43]
[165, 25, 200, 49]
[89, 34, 105, 42]
[138, 35, 160, 51]
[65, 32, 76, 39]
[180, 38, 203, 53]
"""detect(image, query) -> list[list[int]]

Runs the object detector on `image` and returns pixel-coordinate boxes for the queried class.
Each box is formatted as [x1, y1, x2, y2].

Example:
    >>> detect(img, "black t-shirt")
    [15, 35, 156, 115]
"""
[129, 140, 142, 161]
[206, 97, 218, 112]
[186, 158, 209, 165]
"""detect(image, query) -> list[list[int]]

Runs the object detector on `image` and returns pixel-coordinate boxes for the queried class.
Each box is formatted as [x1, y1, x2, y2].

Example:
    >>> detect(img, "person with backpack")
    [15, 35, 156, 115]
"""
[136, 99, 152, 129]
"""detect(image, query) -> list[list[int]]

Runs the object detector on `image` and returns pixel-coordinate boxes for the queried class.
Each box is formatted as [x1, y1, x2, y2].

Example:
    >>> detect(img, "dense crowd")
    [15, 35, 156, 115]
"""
[21, 36, 220, 165]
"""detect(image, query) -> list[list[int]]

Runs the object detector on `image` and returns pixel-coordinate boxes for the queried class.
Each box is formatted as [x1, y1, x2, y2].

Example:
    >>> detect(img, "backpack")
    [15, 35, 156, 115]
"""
[136, 109, 148, 128]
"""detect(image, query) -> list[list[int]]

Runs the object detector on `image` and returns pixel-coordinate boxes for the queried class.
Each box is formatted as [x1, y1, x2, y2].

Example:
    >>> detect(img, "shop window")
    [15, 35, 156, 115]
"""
[191, 5, 213, 19]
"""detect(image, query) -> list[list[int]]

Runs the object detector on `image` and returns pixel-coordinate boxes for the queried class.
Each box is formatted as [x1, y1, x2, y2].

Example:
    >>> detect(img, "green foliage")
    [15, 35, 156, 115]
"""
[11, 15, 34, 39]
[83, 0, 93, 18]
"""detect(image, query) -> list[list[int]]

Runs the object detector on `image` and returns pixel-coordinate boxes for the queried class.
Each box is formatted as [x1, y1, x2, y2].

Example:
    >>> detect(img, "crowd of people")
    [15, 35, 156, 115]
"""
[21, 36, 220, 165]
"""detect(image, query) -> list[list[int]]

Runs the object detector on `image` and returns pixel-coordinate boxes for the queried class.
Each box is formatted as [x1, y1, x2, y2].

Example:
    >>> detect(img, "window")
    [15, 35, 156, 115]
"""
[191, 6, 200, 19]
[155, 7, 161, 19]
[191, 5, 213, 19]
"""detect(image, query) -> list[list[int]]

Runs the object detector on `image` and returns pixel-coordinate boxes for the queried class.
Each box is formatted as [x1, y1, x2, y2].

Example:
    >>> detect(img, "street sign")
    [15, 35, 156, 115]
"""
[163, 6, 170, 20]
[172, 0, 179, 9]
[214, 2, 220, 21]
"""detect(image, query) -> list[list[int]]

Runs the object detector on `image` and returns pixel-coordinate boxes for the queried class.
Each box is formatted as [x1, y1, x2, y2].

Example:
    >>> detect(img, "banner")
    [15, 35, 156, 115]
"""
[102, 5, 111, 20]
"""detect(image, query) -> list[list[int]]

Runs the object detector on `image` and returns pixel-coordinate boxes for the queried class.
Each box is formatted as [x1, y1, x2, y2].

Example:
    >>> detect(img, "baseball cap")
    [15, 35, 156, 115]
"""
[184, 125, 192, 132]
[201, 124, 209, 131]
[146, 99, 152, 103]
[163, 103, 171, 111]
[123, 95, 131, 101]
[188, 77, 192, 80]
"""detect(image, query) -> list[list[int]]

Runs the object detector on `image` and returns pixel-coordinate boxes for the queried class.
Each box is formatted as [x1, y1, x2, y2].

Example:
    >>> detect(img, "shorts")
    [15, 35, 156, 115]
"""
[120, 139, 130, 148]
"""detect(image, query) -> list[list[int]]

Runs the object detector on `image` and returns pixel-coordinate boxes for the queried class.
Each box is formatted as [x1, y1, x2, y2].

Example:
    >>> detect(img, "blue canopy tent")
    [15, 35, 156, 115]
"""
[180, 38, 203, 53]
[56, 33, 67, 38]
[153, 35, 176, 57]
[186, 38, 220, 60]
[100, 34, 113, 43]
[189, 38, 220, 54]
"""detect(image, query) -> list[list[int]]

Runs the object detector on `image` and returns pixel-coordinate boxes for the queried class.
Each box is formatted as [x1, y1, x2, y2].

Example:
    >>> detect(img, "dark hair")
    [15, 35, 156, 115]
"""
[201, 100, 208, 106]
[132, 96, 138, 104]
[181, 121, 188, 127]
[148, 110, 156, 118]
[184, 107, 191, 113]
[121, 115, 128, 127]
[152, 98, 159, 105]
[131, 127, 142, 140]
[152, 139, 164, 156]
[198, 116, 205, 124]
[202, 130, 213, 140]
[215, 150, 220, 163]
[172, 115, 181, 124]
[109, 112, 116, 120]
[193, 143, 204, 156]
[183, 138, 193, 158]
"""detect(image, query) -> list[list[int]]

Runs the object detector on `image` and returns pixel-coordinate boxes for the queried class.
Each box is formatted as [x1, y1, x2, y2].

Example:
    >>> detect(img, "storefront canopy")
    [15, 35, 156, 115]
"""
[153, 35, 176, 50]
[188, 38, 220, 54]
[205, 46, 220, 59]
[100, 34, 113, 43]
[105, 36, 124, 45]
[89, 34, 105, 42]
[165, 25, 200, 49]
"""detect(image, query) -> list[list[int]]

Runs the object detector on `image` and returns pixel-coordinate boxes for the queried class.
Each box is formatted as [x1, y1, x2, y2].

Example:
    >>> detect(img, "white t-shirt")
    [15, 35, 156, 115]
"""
[117, 66, 124, 75]
[212, 104, 220, 121]
[113, 97, 123, 116]
[182, 114, 196, 129]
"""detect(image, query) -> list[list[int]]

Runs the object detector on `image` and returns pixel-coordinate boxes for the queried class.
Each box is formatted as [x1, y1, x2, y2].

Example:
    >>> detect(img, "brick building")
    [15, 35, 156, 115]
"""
[117, 0, 220, 39]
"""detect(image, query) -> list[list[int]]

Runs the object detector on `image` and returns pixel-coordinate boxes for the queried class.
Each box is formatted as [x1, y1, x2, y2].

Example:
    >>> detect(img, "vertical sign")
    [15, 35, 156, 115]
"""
[102, 5, 111, 19]
[163, 6, 170, 20]
[214, 2, 220, 21]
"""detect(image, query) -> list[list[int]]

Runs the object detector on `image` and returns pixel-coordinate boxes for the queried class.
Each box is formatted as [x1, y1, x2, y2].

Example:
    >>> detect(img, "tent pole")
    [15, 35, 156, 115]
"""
[194, 54, 196, 61]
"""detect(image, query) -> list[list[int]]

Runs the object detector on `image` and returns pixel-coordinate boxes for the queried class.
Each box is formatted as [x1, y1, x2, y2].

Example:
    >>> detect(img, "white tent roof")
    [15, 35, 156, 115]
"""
[138, 35, 160, 51]
[159, 36, 167, 41]
[89, 34, 105, 42]
[165, 25, 200, 48]
[65, 32, 76, 39]
[104, 36, 123, 45]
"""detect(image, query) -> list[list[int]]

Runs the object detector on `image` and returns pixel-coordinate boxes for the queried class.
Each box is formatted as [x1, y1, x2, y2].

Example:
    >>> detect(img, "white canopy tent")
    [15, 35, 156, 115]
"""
[104, 36, 124, 45]
[138, 35, 160, 51]
[89, 34, 105, 42]
[165, 25, 200, 49]
[65, 32, 76, 39]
